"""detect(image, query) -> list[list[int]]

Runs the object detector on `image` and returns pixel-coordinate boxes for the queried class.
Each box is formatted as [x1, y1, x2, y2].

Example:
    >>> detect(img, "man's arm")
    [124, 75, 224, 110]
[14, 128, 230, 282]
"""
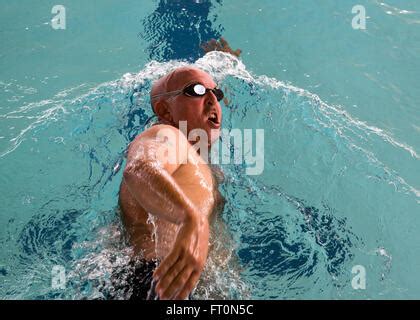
[123, 125, 197, 224]
[122, 124, 210, 300]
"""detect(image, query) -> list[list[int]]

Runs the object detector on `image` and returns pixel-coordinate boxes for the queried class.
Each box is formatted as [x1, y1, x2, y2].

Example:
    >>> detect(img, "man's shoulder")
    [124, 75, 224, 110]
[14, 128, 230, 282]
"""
[127, 124, 190, 156]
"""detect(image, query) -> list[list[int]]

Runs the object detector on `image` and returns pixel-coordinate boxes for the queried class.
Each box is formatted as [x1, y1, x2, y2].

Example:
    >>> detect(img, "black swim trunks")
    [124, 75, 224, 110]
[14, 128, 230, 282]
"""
[108, 259, 159, 300]
[106, 258, 194, 300]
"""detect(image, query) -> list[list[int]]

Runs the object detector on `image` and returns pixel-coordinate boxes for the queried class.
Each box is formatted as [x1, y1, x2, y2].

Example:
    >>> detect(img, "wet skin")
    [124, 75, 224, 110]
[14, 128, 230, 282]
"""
[119, 67, 224, 300]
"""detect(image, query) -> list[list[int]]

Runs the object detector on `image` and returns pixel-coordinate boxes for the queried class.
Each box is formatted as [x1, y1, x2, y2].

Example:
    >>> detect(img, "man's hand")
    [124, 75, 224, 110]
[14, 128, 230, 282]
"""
[153, 214, 209, 300]
[201, 37, 242, 57]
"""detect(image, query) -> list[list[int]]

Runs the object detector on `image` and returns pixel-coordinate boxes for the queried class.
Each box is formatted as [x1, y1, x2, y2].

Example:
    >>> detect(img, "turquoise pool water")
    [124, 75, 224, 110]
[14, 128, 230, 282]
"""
[0, 0, 419, 299]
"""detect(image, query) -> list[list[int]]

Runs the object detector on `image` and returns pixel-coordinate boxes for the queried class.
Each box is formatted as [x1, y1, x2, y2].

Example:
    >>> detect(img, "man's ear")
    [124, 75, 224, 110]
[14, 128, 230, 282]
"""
[154, 100, 173, 124]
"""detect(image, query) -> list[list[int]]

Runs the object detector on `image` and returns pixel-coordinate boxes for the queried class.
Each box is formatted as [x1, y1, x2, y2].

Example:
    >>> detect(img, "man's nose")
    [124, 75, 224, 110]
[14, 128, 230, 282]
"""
[205, 90, 218, 106]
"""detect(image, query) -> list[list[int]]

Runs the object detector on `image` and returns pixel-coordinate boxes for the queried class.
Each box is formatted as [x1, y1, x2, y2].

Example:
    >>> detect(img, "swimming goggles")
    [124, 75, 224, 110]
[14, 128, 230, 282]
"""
[151, 83, 224, 102]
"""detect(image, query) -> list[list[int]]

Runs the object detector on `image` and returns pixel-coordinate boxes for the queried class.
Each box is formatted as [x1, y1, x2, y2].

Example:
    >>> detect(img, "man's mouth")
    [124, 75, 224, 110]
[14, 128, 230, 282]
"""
[207, 111, 221, 128]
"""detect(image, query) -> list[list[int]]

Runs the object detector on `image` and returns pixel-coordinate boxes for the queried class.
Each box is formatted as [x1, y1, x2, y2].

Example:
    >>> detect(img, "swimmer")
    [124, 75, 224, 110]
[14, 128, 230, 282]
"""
[118, 66, 227, 300]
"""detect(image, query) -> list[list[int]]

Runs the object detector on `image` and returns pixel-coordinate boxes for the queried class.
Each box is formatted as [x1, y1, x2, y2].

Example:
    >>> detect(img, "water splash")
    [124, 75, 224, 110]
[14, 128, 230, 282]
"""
[2, 51, 419, 299]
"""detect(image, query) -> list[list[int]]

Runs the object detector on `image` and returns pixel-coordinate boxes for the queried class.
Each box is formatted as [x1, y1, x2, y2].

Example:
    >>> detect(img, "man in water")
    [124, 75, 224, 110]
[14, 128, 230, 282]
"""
[118, 66, 225, 300]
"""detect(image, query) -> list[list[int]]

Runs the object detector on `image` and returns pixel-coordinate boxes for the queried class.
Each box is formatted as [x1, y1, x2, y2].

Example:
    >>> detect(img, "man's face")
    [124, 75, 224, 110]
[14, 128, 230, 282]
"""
[166, 69, 222, 147]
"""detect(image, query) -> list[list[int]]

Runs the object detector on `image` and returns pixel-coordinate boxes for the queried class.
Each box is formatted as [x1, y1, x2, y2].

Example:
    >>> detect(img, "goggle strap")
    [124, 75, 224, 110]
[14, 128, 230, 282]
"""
[151, 89, 182, 100]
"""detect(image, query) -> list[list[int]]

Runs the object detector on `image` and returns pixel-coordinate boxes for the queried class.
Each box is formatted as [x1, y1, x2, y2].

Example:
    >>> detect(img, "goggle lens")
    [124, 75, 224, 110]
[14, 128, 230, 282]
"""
[183, 84, 224, 101]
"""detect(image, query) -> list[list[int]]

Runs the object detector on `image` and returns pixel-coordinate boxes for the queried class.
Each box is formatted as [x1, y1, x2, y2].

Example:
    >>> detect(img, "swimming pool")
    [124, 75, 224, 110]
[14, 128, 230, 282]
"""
[1, 0, 419, 299]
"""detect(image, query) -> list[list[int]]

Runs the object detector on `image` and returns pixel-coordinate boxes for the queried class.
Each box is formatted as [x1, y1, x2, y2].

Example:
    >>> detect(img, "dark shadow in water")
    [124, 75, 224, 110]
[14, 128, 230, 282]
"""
[140, 0, 224, 61]
[120, 83, 152, 143]
[18, 208, 83, 263]
[237, 200, 359, 278]
[222, 171, 361, 292]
